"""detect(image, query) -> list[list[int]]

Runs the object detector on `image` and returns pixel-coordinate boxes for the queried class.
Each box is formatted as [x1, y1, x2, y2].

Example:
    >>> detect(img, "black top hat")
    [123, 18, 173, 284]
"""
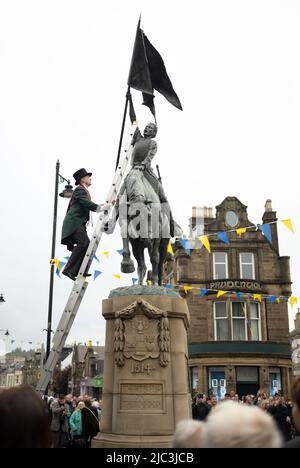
[73, 168, 92, 185]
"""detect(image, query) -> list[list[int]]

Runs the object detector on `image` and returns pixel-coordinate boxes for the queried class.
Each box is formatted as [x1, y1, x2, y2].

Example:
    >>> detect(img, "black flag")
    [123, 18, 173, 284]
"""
[127, 20, 182, 117]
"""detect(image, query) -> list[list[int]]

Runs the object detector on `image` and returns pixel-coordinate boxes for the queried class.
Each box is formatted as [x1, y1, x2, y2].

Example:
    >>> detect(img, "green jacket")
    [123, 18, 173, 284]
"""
[61, 185, 98, 243]
[69, 409, 83, 436]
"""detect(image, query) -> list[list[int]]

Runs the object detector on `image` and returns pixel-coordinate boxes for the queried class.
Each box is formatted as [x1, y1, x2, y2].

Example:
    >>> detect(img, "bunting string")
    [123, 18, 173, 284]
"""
[164, 283, 297, 307]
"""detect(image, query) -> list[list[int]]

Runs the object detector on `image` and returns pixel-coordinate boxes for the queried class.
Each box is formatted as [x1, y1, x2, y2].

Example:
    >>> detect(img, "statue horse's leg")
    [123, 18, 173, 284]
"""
[158, 238, 170, 286]
[149, 239, 160, 286]
[121, 237, 135, 274]
[130, 239, 147, 285]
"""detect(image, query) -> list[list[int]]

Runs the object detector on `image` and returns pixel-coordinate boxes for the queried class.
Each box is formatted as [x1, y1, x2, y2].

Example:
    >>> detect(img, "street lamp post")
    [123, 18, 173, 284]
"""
[45, 161, 73, 365]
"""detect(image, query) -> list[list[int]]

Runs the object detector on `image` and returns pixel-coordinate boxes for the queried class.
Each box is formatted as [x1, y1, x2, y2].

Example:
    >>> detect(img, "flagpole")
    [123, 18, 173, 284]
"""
[115, 86, 131, 171]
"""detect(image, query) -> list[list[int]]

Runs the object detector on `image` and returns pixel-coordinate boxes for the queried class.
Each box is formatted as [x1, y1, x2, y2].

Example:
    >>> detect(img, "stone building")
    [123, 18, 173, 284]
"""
[165, 197, 293, 398]
[62, 342, 104, 398]
[0, 355, 42, 390]
[290, 309, 300, 377]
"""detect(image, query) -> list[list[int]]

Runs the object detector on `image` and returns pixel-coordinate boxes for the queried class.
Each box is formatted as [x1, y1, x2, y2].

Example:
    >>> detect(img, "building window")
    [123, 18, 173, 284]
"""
[213, 252, 228, 279]
[269, 367, 282, 396]
[232, 302, 247, 340]
[240, 253, 255, 279]
[209, 367, 226, 399]
[249, 303, 261, 341]
[214, 301, 262, 342]
[214, 302, 228, 340]
[190, 367, 198, 396]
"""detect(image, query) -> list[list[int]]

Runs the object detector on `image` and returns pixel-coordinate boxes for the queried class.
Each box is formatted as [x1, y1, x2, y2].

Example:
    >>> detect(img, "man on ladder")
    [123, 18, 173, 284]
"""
[61, 168, 111, 281]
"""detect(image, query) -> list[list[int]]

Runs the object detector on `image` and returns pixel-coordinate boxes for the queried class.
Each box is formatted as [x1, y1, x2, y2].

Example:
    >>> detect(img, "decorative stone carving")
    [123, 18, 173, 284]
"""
[114, 298, 170, 368]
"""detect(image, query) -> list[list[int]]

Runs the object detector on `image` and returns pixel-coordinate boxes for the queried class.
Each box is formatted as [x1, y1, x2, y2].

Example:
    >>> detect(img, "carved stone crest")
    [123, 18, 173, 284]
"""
[114, 298, 170, 368]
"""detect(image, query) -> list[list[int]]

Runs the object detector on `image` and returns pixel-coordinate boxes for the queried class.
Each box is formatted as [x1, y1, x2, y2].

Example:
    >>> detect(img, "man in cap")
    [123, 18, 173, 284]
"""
[61, 168, 110, 280]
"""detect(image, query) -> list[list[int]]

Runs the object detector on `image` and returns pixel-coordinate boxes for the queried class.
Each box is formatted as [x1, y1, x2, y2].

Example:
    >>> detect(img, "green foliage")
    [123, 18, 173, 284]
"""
[52, 366, 71, 395]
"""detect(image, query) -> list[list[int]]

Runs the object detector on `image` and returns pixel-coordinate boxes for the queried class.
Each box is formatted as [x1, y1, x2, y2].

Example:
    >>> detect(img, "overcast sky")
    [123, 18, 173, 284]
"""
[1, 0, 300, 353]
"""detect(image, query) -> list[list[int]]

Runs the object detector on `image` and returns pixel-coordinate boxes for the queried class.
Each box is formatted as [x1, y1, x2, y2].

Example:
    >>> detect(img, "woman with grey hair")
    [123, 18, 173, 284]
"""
[172, 420, 207, 448]
[204, 401, 282, 448]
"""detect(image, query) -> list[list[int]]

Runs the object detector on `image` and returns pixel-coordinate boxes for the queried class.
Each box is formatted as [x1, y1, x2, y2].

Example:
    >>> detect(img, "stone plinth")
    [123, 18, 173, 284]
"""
[93, 286, 191, 448]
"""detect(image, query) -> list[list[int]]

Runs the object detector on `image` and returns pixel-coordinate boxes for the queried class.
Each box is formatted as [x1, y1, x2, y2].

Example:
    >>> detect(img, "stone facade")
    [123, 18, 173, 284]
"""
[290, 310, 300, 377]
[164, 197, 293, 398]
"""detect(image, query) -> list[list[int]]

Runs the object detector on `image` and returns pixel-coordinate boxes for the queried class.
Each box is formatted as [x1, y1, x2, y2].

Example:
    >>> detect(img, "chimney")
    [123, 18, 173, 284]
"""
[265, 200, 273, 212]
[262, 199, 279, 252]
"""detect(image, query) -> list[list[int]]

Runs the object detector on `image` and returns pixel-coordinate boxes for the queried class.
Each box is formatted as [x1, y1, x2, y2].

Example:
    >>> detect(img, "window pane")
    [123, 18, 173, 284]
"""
[250, 303, 259, 319]
[232, 302, 245, 318]
[216, 319, 228, 340]
[241, 253, 253, 263]
[250, 320, 259, 341]
[214, 253, 226, 263]
[232, 319, 246, 340]
[215, 302, 227, 318]
[215, 264, 227, 279]
[241, 264, 254, 279]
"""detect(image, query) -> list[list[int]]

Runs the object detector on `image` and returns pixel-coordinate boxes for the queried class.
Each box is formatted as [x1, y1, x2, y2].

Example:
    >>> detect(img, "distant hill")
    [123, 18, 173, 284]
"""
[5, 347, 36, 358]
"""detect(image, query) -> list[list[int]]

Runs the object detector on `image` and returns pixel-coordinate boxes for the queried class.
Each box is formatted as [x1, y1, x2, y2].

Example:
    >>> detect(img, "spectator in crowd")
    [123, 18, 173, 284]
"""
[81, 396, 100, 447]
[204, 401, 282, 448]
[172, 420, 206, 448]
[0, 386, 51, 448]
[50, 395, 69, 448]
[285, 377, 300, 448]
[92, 400, 102, 420]
[192, 393, 210, 421]
[268, 397, 291, 441]
[69, 402, 85, 440]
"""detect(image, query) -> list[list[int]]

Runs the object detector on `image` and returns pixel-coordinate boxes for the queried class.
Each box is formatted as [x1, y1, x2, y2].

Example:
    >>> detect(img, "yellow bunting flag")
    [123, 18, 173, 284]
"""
[281, 219, 295, 233]
[183, 286, 193, 295]
[198, 236, 211, 253]
[113, 274, 121, 280]
[50, 258, 60, 270]
[217, 290, 228, 298]
[102, 251, 110, 259]
[236, 228, 247, 238]
[253, 294, 262, 302]
[289, 297, 298, 308]
[167, 242, 174, 256]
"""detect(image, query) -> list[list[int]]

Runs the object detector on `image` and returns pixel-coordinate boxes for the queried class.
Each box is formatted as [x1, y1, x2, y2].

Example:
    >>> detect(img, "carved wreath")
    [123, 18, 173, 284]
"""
[114, 299, 170, 368]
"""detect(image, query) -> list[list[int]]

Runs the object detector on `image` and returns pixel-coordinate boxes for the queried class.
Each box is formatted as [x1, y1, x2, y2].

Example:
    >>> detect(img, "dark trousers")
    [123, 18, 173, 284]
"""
[63, 225, 90, 276]
[52, 430, 69, 448]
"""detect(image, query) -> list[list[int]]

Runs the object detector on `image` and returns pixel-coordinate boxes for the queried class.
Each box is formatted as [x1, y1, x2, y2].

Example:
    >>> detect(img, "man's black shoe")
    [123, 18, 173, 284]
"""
[62, 271, 76, 281]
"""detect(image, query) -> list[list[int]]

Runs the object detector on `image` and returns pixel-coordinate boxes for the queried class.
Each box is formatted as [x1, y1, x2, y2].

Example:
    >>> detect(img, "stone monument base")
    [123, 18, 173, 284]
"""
[93, 433, 173, 449]
[92, 286, 191, 449]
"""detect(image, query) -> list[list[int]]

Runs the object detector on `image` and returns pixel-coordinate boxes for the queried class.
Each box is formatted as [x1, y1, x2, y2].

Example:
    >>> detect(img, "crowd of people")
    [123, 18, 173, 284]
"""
[177, 377, 300, 448]
[0, 389, 101, 449]
[192, 390, 295, 442]
[46, 393, 101, 448]
[0, 377, 299, 448]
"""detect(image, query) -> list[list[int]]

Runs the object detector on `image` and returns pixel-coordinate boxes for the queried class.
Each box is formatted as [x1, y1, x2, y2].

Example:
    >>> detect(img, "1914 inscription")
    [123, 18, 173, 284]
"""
[120, 383, 164, 413]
